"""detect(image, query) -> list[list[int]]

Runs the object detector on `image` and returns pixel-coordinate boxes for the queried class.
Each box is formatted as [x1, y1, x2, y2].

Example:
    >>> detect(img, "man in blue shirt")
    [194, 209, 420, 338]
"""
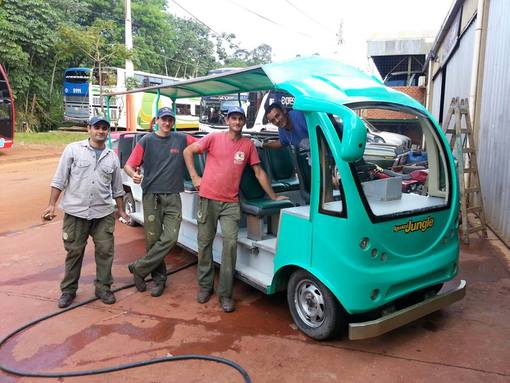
[261, 102, 309, 150]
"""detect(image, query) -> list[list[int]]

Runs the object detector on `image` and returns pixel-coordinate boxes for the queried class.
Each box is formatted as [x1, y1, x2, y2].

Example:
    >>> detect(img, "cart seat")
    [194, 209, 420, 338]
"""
[256, 148, 288, 192]
[240, 165, 294, 240]
[184, 153, 206, 191]
[264, 146, 300, 192]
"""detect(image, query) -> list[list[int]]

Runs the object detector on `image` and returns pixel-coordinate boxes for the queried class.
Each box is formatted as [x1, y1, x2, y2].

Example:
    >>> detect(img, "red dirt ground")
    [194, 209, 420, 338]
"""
[0, 142, 509, 382]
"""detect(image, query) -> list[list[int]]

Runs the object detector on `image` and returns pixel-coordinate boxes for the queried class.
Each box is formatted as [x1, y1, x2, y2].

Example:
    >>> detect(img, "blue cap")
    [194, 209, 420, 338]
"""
[227, 106, 246, 118]
[157, 107, 175, 118]
[88, 116, 110, 127]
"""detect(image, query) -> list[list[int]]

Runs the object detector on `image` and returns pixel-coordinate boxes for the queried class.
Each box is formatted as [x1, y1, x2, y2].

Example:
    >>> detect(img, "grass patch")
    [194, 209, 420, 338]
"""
[15, 131, 89, 145]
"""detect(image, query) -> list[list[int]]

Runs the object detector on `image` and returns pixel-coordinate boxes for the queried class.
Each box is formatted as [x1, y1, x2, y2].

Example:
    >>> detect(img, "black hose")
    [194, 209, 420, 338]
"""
[0, 261, 252, 383]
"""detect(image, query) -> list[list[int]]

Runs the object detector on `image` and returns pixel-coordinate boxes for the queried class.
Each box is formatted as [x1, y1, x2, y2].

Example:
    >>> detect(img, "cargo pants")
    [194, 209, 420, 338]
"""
[131, 193, 182, 284]
[197, 197, 241, 299]
[60, 213, 116, 295]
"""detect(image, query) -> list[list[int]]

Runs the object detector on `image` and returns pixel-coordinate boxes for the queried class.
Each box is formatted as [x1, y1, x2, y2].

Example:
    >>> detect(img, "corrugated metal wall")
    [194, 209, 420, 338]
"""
[478, 0, 510, 243]
[431, 71, 443, 121]
[441, 23, 475, 122]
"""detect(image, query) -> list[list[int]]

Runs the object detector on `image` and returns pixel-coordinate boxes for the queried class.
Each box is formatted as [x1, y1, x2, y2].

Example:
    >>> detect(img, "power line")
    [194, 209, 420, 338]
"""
[168, 0, 221, 37]
[284, 0, 336, 34]
[168, 0, 245, 52]
[227, 0, 281, 27]
[225, 0, 324, 40]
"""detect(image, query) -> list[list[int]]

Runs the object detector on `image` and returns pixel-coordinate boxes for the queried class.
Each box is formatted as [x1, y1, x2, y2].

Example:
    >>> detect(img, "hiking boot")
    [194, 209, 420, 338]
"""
[95, 290, 116, 305]
[197, 288, 213, 304]
[57, 292, 76, 308]
[128, 263, 146, 292]
[219, 296, 235, 313]
[150, 282, 165, 297]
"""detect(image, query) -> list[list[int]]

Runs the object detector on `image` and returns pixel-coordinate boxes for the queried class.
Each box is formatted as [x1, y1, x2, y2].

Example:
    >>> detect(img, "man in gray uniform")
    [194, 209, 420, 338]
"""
[42, 116, 129, 308]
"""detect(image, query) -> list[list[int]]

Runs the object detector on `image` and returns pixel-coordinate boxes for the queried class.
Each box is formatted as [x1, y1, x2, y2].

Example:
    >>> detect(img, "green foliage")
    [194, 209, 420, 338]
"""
[0, 0, 60, 111]
[126, 76, 142, 91]
[0, 0, 273, 131]
[60, 20, 131, 66]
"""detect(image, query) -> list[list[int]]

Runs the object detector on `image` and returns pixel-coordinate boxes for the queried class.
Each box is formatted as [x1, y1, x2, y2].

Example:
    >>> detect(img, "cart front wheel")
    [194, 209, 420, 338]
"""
[123, 192, 138, 227]
[287, 269, 344, 340]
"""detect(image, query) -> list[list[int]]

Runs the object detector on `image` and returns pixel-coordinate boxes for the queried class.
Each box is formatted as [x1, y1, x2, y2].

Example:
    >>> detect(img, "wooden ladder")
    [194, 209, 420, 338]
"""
[442, 98, 488, 244]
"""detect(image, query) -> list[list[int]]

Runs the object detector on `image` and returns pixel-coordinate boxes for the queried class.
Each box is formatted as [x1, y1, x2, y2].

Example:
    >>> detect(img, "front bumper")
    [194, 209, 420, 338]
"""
[348, 280, 466, 340]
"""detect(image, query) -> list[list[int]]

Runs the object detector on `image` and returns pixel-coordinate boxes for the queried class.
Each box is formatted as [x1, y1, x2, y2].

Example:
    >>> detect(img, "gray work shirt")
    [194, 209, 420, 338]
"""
[51, 139, 124, 219]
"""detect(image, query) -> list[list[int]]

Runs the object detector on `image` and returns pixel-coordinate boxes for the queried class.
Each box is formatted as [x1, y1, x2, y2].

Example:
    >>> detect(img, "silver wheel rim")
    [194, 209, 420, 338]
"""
[125, 198, 134, 215]
[294, 278, 325, 328]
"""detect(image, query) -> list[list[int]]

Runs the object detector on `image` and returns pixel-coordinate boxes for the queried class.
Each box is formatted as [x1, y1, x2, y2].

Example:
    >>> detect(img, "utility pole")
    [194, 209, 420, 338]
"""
[125, 0, 136, 131]
[336, 19, 344, 46]
[334, 19, 344, 57]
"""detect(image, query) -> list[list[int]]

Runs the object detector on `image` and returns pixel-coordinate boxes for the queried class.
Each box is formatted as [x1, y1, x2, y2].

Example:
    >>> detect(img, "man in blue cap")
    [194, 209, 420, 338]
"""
[124, 107, 197, 297]
[42, 116, 129, 308]
[184, 106, 287, 312]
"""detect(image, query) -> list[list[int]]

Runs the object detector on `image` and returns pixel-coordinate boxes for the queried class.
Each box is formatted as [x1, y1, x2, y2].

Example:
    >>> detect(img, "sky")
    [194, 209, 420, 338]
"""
[167, 0, 453, 72]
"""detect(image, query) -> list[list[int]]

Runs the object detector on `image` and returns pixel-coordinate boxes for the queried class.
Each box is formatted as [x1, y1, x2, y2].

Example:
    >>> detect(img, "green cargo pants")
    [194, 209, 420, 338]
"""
[197, 197, 241, 299]
[131, 193, 182, 283]
[60, 213, 115, 295]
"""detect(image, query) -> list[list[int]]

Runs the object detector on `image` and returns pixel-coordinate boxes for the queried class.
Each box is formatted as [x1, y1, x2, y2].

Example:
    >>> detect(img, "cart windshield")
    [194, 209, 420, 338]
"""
[346, 103, 451, 221]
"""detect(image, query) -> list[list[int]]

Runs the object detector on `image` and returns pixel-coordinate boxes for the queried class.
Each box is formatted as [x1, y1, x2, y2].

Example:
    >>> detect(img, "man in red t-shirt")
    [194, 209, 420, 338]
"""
[184, 106, 287, 312]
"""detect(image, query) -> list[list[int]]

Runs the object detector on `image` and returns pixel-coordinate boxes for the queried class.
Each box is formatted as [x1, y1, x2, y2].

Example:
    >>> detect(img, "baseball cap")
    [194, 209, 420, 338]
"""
[157, 107, 175, 118]
[227, 106, 246, 118]
[88, 116, 110, 127]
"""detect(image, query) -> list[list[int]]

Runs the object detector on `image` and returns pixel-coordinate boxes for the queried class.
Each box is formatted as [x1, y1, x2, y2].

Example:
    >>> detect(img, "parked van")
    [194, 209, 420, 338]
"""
[110, 57, 465, 340]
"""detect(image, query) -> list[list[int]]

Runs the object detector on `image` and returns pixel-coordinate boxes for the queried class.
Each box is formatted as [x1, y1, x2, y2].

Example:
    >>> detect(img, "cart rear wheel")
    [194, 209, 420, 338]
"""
[123, 192, 138, 227]
[287, 269, 344, 340]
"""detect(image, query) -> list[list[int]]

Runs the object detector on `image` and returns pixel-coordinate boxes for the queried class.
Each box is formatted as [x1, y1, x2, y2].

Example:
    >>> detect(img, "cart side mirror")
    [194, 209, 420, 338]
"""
[340, 112, 366, 162]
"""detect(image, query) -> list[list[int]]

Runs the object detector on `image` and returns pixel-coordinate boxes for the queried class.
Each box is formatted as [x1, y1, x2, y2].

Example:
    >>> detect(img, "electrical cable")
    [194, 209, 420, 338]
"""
[225, 0, 317, 39]
[284, 0, 336, 34]
[0, 261, 252, 383]
[168, 0, 222, 37]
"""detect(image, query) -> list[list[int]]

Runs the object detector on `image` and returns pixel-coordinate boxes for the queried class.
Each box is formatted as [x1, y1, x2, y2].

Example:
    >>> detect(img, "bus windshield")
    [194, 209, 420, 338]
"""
[200, 94, 249, 126]
[344, 103, 451, 221]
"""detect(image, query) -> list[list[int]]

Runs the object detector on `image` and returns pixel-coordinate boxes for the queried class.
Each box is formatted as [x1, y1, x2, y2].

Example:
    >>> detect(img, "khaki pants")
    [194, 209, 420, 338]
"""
[131, 193, 182, 283]
[60, 213, 115, 294]
[197, 197, 241, 298]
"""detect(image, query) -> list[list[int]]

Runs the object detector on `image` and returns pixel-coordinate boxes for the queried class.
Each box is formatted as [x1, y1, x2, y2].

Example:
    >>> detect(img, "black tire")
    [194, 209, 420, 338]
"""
[287, 269, 344, 340]
[123, 192, 138, 227]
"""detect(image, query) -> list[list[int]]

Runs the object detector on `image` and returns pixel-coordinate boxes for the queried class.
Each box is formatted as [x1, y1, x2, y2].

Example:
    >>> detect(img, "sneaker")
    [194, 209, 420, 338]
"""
[128, 263, 146, 292]
[197, 288, 213, 304]
[219, 296, 235, 313]
[95, 290, 116, 305]
[57, 292, 76, 308]
[150, 282, 165, 297]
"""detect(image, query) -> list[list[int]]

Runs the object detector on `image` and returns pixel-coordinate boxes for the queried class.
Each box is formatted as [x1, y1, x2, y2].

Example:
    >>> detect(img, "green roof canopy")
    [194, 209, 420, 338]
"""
[108, 56, 425, 114]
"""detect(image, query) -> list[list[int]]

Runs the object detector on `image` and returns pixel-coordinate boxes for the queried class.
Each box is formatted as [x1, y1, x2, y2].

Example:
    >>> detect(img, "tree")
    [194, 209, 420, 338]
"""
[215, 32, 238, 63]
[61, 20, 130, 113]
[250, 44, 272, 65]
[0, 0, 272, 130]
[169, 16, 216, 77]
[0, 0, 60, 112]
